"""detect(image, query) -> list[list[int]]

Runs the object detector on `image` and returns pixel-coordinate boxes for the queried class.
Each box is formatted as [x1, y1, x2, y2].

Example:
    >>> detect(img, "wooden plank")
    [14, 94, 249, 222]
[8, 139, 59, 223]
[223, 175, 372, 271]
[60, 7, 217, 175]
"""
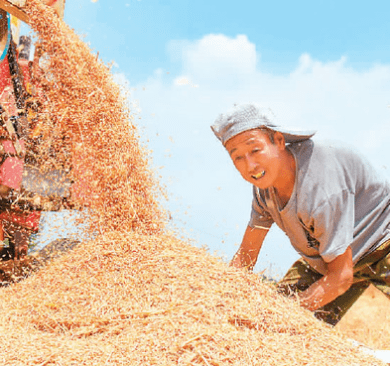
[0, 0, 29, 24]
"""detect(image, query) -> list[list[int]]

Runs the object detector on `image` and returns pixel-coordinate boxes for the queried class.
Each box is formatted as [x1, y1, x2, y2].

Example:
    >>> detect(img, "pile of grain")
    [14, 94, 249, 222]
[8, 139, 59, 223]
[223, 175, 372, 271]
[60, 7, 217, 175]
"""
[0, 1, 385, 365]
[337, 285, 390, 350]
[0, 232, 385, 365]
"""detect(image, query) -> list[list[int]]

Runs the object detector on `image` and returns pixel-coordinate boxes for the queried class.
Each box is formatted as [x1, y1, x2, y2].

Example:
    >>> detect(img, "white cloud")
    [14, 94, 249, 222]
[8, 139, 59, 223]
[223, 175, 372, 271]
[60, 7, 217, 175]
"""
[127, 34, 390, 276]
[170, 34, 257, 87]
[138, 34, 390, 159]
[174, 76, 190, 86]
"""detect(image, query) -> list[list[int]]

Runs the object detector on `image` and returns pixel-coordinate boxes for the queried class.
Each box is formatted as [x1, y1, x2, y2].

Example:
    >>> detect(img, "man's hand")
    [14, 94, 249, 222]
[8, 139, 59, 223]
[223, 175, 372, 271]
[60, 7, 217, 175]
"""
[298, 246, 354, 311]
[230, 225, 269, 270]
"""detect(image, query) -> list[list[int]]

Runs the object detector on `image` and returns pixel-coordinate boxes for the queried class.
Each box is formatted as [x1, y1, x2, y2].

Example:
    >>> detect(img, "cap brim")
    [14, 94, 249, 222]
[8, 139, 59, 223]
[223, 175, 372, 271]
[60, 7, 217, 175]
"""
[272, 127, 316, 144]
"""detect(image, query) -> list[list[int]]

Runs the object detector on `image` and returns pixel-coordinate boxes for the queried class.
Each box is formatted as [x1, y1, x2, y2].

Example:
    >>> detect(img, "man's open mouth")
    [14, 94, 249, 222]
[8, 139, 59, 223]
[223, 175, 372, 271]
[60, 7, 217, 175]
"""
[251, 171, 265, 180]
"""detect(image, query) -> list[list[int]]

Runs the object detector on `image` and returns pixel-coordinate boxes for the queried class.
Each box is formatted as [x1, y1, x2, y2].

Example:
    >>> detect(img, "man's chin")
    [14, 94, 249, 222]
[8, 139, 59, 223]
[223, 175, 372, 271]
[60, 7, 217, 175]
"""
[249, 178, 270, 189]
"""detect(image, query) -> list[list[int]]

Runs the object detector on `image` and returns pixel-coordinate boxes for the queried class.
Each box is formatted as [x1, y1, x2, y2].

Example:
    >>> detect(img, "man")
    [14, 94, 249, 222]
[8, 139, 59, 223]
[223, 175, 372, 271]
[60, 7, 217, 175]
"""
[211, 103, 390, 325]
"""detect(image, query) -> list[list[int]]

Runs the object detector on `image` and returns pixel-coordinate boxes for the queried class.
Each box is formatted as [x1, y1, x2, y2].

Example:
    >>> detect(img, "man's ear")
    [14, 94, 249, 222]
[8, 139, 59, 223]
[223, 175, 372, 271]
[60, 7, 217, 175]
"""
[273, 131, 286, 148]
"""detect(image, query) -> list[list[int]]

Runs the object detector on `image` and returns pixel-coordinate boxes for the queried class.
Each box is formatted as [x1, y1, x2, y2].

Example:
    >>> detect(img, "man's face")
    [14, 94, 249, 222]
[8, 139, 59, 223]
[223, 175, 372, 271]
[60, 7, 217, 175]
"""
[225, 129, 287, 189]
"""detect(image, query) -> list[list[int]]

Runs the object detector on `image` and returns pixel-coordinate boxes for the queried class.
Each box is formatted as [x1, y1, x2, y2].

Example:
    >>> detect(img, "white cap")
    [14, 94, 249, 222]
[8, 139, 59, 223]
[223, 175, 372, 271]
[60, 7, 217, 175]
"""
[211, 103, 316, 145]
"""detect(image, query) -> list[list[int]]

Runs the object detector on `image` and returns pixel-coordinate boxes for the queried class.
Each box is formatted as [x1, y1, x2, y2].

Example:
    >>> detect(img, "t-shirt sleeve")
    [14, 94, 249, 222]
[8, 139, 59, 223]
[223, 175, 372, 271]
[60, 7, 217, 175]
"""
[248, 186, 274, 230]
[312, 189, 354, 263]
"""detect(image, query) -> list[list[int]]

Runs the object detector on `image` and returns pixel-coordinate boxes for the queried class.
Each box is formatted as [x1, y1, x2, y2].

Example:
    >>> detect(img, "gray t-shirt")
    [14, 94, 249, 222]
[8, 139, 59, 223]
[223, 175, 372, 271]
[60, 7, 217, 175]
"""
[249, 139, 390, 274]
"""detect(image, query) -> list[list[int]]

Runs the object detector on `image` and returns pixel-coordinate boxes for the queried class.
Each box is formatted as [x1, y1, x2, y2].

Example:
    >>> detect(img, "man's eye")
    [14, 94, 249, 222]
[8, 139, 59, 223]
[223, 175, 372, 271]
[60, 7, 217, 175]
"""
[234, 156, 243, 161]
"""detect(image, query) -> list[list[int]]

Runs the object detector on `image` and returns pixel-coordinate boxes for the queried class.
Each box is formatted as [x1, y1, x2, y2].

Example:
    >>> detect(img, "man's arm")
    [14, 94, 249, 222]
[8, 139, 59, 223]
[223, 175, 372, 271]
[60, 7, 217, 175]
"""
[230, 225, 269, 270]
[298, 246, 354, 311]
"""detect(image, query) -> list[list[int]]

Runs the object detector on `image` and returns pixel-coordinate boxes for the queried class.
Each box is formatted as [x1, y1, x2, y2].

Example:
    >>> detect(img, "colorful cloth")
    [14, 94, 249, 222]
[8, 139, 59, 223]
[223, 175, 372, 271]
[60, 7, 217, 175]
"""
[0, 140, 24, 190]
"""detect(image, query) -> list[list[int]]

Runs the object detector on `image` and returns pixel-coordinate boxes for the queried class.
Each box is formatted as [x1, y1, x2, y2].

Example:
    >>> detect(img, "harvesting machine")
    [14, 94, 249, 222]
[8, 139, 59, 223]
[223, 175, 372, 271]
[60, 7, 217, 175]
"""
[0, 0, 76, 284]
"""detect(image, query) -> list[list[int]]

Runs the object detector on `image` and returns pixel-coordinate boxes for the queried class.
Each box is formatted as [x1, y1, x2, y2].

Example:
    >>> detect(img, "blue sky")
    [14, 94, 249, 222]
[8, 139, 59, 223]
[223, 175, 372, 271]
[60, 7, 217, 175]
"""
[64, 0, 390, 79]
[32, 0, 390, 278]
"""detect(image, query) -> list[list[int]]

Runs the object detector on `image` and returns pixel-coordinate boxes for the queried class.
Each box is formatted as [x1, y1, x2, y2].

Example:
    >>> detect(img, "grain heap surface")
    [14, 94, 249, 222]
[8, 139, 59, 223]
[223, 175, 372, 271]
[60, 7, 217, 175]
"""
[337, 285, 390, 350]
[0, 0, 385, 365]
[0, 232, 385, 365]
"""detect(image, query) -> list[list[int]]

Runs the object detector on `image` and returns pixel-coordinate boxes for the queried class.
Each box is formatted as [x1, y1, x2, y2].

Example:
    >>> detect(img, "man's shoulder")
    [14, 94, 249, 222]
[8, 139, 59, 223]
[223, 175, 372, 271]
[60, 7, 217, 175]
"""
[289, 138, 368, 170]
[290, 138, 389, 202]
[290, 138, 360, 156]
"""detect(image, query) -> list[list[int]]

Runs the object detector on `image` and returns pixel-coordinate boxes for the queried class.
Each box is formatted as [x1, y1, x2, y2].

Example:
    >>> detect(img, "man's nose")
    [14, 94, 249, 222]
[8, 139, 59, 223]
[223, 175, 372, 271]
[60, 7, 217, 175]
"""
[245, 155, 258, 172]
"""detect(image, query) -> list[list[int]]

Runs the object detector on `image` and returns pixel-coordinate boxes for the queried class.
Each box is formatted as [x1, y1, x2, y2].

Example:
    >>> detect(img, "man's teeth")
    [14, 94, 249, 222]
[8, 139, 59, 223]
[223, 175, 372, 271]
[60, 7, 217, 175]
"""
[252, 171, 265, 179]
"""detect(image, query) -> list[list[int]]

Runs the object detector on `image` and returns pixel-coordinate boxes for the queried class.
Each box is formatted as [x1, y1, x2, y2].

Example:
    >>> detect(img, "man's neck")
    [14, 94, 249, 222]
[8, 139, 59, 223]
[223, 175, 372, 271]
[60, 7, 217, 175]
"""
[273, 149, 296, 209]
